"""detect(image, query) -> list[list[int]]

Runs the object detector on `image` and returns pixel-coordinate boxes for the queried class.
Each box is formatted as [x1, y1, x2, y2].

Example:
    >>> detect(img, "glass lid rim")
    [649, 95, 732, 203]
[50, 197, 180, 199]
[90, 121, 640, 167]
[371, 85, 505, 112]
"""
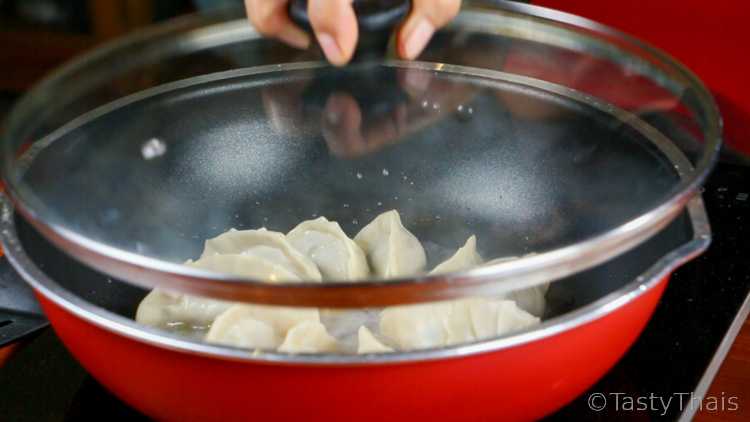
[0, 192, 711, 364]
[1, 1, 721, 306]
[6, 59, 715, 306]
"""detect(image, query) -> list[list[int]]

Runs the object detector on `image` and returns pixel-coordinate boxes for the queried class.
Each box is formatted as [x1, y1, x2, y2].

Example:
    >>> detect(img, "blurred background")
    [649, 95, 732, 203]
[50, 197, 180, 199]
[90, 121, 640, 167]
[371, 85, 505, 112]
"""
[0, 0, 244, 119]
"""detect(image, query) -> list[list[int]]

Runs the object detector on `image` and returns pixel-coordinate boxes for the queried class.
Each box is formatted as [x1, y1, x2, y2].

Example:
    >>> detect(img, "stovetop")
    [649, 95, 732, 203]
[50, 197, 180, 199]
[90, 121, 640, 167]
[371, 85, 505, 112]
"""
[0, 155, 748, 421]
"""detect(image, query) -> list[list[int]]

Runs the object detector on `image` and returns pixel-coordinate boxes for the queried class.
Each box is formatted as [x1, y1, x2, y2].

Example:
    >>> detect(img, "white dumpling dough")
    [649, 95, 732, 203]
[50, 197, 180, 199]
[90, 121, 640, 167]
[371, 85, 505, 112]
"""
[379, 303, 450, 350]
[188, 254, 302, 283]
[216, 304, 319, 335]
[357, 326, 393, 354]
[469, 299, 540, 339]
[287, 217, 369, 281]
[278, 321, 338, 353]
[205, 306, 281, 350]
[380, 298, 540, 350]
[441, 300, 477, 345]
[354, 210, 426, 278]
[379, 300, 478, 349]
[503, 286, 547, 318]
[429, 235, 483, 274]
[201, 228, 321, 281]
[484, 257, 549, 317]
[136, 249, 314, 335]
[135, 289, 232, 329]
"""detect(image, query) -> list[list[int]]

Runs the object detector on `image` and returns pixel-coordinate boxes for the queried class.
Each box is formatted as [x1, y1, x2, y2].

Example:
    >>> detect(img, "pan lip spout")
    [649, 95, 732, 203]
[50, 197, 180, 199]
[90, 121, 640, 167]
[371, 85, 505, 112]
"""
[0, 192, 710, 365]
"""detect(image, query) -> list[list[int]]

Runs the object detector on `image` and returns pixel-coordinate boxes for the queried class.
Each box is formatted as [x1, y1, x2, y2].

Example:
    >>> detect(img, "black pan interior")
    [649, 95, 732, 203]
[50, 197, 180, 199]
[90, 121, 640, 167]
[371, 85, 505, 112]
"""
[19, 64, 681, 267]
[15, 210, 693, 320]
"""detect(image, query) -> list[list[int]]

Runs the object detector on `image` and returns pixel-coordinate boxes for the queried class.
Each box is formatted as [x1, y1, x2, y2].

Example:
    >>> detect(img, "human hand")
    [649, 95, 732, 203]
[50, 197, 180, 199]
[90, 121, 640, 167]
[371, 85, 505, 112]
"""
[260, 65, 478, 158]
[244, 0, 461, 66]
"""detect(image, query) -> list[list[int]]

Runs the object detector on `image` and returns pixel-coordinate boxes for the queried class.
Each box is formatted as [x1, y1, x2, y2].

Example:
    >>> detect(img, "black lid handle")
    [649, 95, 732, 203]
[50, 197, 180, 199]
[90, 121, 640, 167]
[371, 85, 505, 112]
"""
[288, 0, 410, 59]
[288, 0, 410, 33]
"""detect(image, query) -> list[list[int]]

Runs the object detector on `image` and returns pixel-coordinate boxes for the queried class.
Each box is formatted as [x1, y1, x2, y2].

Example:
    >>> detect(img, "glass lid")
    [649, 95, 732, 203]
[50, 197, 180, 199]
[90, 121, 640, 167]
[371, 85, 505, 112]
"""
[0, 1, 720, 307]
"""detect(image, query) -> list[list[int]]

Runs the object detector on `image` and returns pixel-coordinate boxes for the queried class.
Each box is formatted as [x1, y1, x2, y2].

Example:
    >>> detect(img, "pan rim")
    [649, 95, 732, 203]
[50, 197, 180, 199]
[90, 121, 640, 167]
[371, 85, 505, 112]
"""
[0, 193, 710, 365]
[0, 0, 720, 362]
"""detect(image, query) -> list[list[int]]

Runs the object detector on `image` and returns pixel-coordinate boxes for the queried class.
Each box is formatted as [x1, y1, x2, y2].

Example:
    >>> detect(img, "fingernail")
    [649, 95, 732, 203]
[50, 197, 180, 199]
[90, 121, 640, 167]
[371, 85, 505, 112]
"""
[404, 19, 434, 59]
[317, 32, 344, 65]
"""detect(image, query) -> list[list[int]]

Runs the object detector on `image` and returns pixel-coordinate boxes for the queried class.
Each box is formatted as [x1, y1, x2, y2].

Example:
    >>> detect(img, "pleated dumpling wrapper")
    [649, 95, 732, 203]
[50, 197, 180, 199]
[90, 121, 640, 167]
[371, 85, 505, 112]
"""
[206, 304, 320, 350]
[287, 217, 369, 281]
[205, 306, 282, 350]
[467, 299, 540, 339]
[278, 321, 339, 353]
[429, 235, 483, 275]
[484, 256, 549, 317]
[135, 289, 232, 332]
[136, 255, 279, 331]
[189, 253, 303, 283]
[379, 303, 451, 350]
[357, 326, 394, 354]
[380, 298, 540, 351]
[377, 235, 481, 350]
[201, 228, 322, 281]
[354, 210, 426, 278]
[135, 237, 320, 331]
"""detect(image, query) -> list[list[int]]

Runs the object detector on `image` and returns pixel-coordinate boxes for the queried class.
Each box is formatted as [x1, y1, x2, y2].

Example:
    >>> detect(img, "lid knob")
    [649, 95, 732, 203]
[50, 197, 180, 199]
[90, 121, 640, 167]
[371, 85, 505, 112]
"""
[288, 0, 411, 60]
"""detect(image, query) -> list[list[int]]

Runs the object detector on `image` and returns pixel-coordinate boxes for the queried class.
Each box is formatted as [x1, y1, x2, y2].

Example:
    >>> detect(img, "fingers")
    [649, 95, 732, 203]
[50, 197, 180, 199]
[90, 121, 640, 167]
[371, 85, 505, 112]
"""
[398, 0, 461, 60]
[322, 93, 407, 158]
[261, 78, 312, 135]
[245, 0, 310, 49]
[308, 0, 359, 66]
[322, 93, 368, 156]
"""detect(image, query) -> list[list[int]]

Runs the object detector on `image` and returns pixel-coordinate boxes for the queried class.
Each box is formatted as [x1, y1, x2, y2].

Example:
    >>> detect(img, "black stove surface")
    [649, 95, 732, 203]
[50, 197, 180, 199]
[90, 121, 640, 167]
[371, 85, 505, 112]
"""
[0, 158, 748, 421]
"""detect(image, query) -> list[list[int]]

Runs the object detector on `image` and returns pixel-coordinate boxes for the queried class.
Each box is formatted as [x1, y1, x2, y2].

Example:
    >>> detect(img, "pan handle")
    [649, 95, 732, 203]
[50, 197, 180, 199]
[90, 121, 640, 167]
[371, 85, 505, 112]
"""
[0, 253, 48, 349]
[288, 0, 410, 59]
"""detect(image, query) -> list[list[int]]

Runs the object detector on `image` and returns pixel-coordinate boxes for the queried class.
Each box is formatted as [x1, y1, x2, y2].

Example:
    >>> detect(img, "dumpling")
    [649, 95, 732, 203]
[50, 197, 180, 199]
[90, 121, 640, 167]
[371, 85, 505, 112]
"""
[321, 309, 374, 343]
[357, 326, 393, 354]
[136, 251, 313, 335]
[379, 303, 451, 350]
[205, 304, 319, 351]
[278, 321, 339, 353]
[201, 228, 322, 281]
[287, 217, 369, 281]
[441, 300, 477, 345]
[484, 257, 548, 317]
[135, 289, 232, 331]
[205, 306, 281, 349]
[380, 298, 541, 350]
[188, 254, 302, 282]
[469, 299, 540, 338]
[503, 286, 547, 318]
[429, 235, 483, 274]
[379, 300, 482, 350]
[215, 304, 319, 335]
[354, 210, 426, 278]
[494, 300, 541, 334]
[379, 300, 478, 350]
